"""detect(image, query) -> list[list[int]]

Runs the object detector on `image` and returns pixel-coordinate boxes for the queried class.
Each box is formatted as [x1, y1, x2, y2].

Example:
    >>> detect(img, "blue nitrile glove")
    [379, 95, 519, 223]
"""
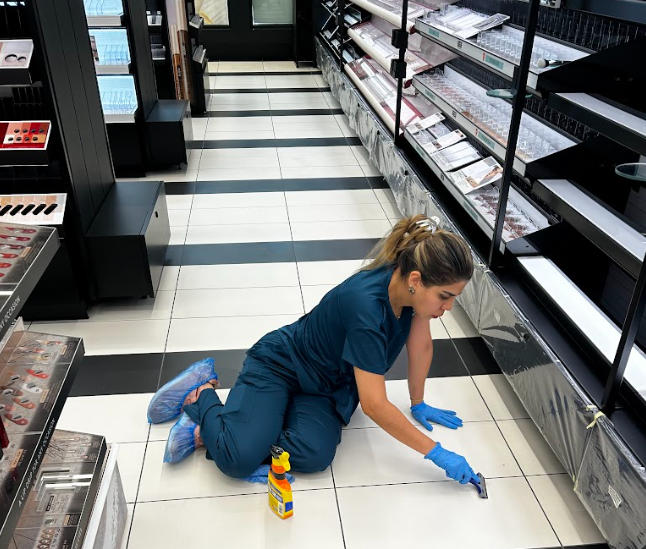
[411, 401, 463, 431]
[425, 442, 477, 485]
[243, 464, 295, 484]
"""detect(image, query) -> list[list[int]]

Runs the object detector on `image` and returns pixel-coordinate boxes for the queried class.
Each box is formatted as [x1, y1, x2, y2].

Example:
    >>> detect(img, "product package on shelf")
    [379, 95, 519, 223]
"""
[432, 141, 482, 171]
[451, 156, 503, 194]
[423, 129, 467, 152]
[97, 75, 137, 122]
[415, 68, 576, 163]
[408, 112, 445, 135]
[89, 28, 131, 73]
[0, 121, 51, 166]
[346, 58, 423, 130]
[348, 22, 432, 81]
[0, 40, 34, 86]
[348, 0, 430, 30]
[11, 431, 107, 549]
[424, 5, 508, 39]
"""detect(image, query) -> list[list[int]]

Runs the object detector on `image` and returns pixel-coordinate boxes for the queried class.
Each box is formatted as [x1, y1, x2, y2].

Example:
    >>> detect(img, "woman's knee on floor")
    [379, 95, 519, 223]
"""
[213, 451, 265, 479]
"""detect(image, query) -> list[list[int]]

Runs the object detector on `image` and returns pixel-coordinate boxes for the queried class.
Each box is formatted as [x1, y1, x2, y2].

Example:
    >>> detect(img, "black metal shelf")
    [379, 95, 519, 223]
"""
[0, 331, 85, 548]
[534, 178, 646, 279]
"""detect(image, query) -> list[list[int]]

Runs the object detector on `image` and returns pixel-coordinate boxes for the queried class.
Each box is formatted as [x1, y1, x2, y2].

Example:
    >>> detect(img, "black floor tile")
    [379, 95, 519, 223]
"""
[452, 337, 501, 376]
[180, 242, 295, 265]
[200, 137, 361, 149]
[367, 176, 389, 189]
[70, 354, 164, 396]
[386, 340, 470, 381]
[160, 349, 249, 390]
[294, 239, 378, 261]
[164, 245, 184, 266]
[165, 181, 196, 195]
[193, 177, 372, 195]
[196, 180, 286, 194]
[208, 71, 321, 76]
[282, 178, 372, 191]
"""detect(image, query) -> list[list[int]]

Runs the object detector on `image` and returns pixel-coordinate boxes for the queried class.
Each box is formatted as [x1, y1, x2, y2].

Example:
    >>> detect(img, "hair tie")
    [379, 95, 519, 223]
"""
[415, 216, 441, 235]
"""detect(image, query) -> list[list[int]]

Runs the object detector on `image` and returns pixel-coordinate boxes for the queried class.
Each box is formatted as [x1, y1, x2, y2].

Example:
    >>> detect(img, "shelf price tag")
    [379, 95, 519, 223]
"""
[475, 128, 497, 151]
[423, 88, 436, 102]
[483, 54, 504, 71]
[427, 27, 440, 39]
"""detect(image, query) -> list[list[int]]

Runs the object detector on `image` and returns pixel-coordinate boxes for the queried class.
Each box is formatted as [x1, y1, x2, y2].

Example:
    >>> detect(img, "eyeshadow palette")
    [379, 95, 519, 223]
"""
[0, 121, 51, 165]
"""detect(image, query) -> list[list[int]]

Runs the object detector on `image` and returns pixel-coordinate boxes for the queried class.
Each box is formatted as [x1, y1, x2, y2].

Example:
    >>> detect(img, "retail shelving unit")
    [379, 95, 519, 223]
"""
[84, 0, 159, 175]
[146, 0, 174, 99]
[316, 0, 646, 545]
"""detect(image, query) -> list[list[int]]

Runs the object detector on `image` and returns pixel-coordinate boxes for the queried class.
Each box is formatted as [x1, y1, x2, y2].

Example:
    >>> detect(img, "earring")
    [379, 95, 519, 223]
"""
[408, 286, 415, 294]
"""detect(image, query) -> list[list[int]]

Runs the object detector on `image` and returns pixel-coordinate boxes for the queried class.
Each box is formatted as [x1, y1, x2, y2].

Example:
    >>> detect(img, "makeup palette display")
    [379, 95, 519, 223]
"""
[0, 194, 67, 226]
[0, 40, 34, 86]
[0, 121, 51, 166]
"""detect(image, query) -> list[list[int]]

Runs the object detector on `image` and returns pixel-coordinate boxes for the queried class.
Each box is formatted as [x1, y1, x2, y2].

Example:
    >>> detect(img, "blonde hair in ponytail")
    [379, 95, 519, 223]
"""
[363, 214, 474, 286]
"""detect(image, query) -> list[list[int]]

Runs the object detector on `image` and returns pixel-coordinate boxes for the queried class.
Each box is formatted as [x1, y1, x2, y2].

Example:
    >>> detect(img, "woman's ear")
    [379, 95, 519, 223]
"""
[408, 271, 423, 288]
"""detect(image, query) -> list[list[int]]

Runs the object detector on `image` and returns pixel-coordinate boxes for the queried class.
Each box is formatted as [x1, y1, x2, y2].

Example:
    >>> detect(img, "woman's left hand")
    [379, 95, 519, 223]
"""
[410, 401, 463, 431]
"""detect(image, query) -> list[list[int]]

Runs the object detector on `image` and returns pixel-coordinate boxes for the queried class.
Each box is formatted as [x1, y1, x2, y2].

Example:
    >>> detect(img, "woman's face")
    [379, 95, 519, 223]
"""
[409, 275, 468, 320]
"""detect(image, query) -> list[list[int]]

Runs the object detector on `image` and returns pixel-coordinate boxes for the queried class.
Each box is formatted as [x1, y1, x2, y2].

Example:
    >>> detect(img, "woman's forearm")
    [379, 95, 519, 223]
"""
[407, 344, 433, 403]
[366, 400, 437, 455]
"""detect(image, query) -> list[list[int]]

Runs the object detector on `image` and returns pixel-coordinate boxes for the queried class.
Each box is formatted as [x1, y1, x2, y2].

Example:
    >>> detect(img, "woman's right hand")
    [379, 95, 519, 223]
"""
[425, 442, 477, 485]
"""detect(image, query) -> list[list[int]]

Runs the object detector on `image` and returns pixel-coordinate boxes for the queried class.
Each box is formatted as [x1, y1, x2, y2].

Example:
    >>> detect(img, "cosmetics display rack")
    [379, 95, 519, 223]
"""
[317, 0, 646, 545]
[146, 0, 175, 100]
[0, 40, 35, 86]
[84, 0, 160, 175]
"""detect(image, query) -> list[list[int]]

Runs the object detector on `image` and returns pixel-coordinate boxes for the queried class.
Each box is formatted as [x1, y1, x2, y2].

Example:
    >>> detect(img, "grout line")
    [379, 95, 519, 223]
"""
[331, 464, 348, 549]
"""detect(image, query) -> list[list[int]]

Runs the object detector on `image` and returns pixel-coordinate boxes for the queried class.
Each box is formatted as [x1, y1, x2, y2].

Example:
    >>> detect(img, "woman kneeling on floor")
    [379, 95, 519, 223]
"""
[148, 213, 479, 486]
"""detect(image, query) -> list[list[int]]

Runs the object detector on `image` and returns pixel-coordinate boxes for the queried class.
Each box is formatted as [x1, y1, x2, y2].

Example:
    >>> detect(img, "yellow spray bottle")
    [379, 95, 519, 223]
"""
[268, 445, 293, 519]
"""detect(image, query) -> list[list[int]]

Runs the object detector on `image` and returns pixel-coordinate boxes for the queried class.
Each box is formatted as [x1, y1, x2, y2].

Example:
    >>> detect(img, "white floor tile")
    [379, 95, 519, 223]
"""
[88, 291, 175, 322]
[207, 61, 218, 72]
[191, 191, 285, 208]
[209, 102, 271, 112]
[200, 147, 278, 159]
[472, 374, 530, 420]
[199, 155, 280, 170]
[212, 75, 266, 89]
[441, 303, 479, 338]
[189, 206, 288, 225]
[204, 130, 275, 141]
[138, 441, 333, 502]
[269, 92, 326, 104]
[271, 115, 338, 127]
[362, 164, 382, 177]
[265, 74, 318, 88]
[337, 477, 559, 549]
[197, 167, 282, 181]
[158, 266, 181, 291]
[271, 98, 331, 110]
[282, 166, 364, 179]
[173, 287, 304, 318]
[374, 188, 397, 204]
[185, 223, 292, 244]
[285, 189, 379, 206]
[146, 169, 197, 182]
[217, 61, 264, 73]
[116, 442, 147, 503]
[430, 316, 451, 339]
[346, 377, 493, 429]
[166, 195, 194, 210]
[168, 209, 190, 227]
[274, 127, 344, 139]
[185, 151, 201, 170]
[350, 145, 371, 165]
[527, 475, 606, 546]
[206, 117, 273, 131]
[208, 93, 271, 108]
[333, 421, 521, 488]
[128, 490, 344, 549]
[334, 114, 358, 137]
[169, 225, 187, 246]
[263, 61, 317, 72]
[379, 200, 403, 220]
[30, 320, 170, 355]
[290, 220, 392, 241]
[277, 146, 359, 168]
[178, 263, 299, 290]
[57, 393, 152, 442]
[498, 419, 566, 476]
[288, 203, 389, 222]
[314, 74, 328, 88]
[166, 315, 301, 352]
[297, 260, 365, 285]
[301, 285, 335, 313]
[322, 91, 341, 108]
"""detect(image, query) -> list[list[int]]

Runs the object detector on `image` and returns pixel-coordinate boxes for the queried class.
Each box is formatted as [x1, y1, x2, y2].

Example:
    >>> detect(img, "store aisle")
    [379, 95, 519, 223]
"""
[37, 61, 607, 549]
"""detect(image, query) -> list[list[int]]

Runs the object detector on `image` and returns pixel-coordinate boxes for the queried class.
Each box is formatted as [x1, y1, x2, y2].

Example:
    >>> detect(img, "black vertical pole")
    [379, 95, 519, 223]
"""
[602, 254, 646, 413]
[393, 0, 408, 141]
[338, 0, 346, 65]
[488, 0, 540, 266]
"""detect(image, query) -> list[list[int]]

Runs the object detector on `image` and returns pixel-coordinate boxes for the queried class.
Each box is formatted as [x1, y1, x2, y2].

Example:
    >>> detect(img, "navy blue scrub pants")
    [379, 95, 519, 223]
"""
[183, 355, 343, 478]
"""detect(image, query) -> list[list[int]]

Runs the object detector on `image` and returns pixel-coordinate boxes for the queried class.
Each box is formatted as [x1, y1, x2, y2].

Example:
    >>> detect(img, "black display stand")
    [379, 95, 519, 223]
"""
[146, 99, 192, 167]
[86, 181, 170, 298]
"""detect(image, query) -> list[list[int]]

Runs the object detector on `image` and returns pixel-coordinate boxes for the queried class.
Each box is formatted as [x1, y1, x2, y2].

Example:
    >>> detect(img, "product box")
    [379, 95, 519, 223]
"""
[451, 156, 503, 194]
[431, 141, 482, 172]
[0, 224, 56, 287]
[423, 129, 467, 153]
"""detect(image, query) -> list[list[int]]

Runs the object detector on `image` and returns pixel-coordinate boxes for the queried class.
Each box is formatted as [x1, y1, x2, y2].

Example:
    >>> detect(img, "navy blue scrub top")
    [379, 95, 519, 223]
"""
[265, 266, 414, 424]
